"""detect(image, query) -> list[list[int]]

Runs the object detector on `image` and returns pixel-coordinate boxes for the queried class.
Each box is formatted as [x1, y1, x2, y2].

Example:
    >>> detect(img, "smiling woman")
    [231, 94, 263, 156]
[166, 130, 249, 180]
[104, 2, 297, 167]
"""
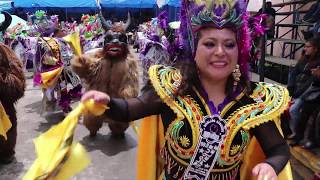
[80, 0, 292, 179]
[194, 28, 239, 103]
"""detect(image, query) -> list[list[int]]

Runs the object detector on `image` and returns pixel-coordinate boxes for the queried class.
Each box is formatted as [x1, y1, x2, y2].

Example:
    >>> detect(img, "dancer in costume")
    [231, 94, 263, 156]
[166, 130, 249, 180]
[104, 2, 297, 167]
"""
[79, 14, 104, 53]
[0, 12, 25, 163]
[139, 10, 183, 85]
[30, 11, 82, 114]
[81, 0, 292, 179]
[71, 10, 139, 137]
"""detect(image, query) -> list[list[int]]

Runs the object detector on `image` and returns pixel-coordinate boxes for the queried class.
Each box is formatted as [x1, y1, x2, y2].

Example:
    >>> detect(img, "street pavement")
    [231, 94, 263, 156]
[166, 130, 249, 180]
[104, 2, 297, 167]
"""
[0, 78, 138, 180]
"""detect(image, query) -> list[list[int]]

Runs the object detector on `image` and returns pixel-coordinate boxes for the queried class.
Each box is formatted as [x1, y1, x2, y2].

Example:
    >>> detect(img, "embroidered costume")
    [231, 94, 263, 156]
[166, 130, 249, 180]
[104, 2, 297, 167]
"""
[106, 65, 292, 179]
[29, 11, 82, 114]
[34, 36, 82, 114]
[139, 11, 182, 85]
[103, 0, 292, 178]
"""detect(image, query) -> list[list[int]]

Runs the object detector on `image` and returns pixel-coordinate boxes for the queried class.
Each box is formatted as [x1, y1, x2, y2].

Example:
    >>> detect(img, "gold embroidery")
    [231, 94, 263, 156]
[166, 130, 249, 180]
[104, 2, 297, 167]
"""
[42, 37, 61, 62]
[179, 136, 190, 148]
[149, 65, 290, 173]
[149, 65, 200, 158]
[220, 82, 290, 165]
[230, 145, 241, 156]
[164, 145, 241, 173]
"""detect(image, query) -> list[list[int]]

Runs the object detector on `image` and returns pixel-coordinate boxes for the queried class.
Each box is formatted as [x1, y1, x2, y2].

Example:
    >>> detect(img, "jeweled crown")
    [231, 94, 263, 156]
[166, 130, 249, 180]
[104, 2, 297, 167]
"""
[179, 0, 249, 53]
[184, 0, 248, 29]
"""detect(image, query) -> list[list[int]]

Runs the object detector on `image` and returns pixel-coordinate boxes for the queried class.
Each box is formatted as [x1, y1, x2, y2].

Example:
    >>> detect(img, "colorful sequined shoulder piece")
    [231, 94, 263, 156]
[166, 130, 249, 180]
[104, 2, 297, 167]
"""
[148, 65, 184, 119]
[228, 82, 290, 131]
[216, 82, 290, 168]
[149, 65, 180, 96]
[148, 65, 204, 166]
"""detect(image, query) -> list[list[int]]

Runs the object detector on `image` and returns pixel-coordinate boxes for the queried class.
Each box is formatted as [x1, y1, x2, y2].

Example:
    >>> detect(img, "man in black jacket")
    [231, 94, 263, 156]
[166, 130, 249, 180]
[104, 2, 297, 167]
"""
[289, 35, 320, 148]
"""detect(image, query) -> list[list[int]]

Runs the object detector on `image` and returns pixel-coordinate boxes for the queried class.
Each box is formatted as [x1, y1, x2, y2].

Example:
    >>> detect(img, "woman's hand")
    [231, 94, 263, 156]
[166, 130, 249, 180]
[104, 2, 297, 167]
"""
[252, 163, 277, 180]
[81, 90, 110, 106]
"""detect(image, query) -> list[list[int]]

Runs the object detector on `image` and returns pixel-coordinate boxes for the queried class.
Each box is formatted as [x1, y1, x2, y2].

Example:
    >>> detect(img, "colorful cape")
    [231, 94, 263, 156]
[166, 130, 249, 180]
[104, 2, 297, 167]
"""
[137, 65, 293, 180]
[137, 115, 292, 180]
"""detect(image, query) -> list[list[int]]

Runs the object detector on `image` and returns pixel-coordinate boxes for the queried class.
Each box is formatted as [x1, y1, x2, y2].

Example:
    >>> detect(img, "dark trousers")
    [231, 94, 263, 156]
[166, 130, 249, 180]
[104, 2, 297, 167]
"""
[296, 102, 319, 142]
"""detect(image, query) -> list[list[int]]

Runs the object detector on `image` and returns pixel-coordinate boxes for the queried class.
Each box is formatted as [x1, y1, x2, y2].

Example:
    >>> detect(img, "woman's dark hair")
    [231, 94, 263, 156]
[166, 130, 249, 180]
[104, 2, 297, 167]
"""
[174, 28, 250, 98]
[306, 35, 320, 60]
[299, 35, 320, 62]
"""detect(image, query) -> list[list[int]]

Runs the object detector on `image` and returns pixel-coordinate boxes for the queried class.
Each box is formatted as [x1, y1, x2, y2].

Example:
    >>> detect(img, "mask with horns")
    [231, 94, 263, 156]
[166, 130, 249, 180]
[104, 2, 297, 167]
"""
[99, 10, 131, 59]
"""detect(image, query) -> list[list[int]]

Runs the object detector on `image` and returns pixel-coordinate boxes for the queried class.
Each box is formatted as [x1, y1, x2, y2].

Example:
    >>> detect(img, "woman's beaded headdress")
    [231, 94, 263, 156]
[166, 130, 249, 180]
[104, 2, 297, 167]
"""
[190, 0, 247, 28]
[179, 0, 259, 80]
[180, 0, 249, 52]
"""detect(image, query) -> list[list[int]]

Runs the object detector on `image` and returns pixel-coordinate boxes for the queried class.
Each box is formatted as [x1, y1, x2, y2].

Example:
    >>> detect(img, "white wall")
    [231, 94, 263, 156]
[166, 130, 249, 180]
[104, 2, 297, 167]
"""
[248, 0, 263, 12]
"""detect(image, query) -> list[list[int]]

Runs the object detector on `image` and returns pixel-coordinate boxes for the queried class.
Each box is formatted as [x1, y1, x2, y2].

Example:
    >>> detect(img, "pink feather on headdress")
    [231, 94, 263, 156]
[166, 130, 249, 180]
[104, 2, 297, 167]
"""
[237, 12, 251, 79]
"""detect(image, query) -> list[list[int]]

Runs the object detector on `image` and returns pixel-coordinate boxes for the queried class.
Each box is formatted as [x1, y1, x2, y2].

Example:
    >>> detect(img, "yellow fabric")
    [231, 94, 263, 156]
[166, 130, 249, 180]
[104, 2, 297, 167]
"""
[40, 67, 64, 88]
[240, 117, 293, 180]
[240, 138, 293, 180]
[0, 102, 12, 140]
[63, 32, 82, 56]
[23, 99, 107, 180]
[137, 115, 165, 180]
[54, 143, 91, 180]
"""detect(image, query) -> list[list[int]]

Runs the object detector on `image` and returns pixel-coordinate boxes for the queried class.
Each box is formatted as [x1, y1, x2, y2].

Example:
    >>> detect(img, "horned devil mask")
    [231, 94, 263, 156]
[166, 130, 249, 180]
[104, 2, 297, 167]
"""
[99, 11, 131, 59]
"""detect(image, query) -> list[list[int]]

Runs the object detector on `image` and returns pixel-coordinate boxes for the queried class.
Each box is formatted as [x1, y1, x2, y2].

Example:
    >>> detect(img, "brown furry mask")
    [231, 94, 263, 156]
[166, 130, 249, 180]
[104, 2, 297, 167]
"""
[99, 10, 131, 60]
[103, 31, 129, 59]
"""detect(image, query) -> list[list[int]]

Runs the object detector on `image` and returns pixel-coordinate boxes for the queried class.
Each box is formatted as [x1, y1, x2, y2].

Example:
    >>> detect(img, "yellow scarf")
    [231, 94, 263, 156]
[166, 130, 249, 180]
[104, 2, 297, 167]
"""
[24, 100, 107, 180]
[0, 102, 12, 140]
[40, 67, 64, 89]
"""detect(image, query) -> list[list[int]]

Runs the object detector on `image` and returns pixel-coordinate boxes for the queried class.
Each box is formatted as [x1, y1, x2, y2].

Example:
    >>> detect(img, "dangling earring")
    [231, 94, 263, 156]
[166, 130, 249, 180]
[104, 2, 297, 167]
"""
[232, 64, 241, 88]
